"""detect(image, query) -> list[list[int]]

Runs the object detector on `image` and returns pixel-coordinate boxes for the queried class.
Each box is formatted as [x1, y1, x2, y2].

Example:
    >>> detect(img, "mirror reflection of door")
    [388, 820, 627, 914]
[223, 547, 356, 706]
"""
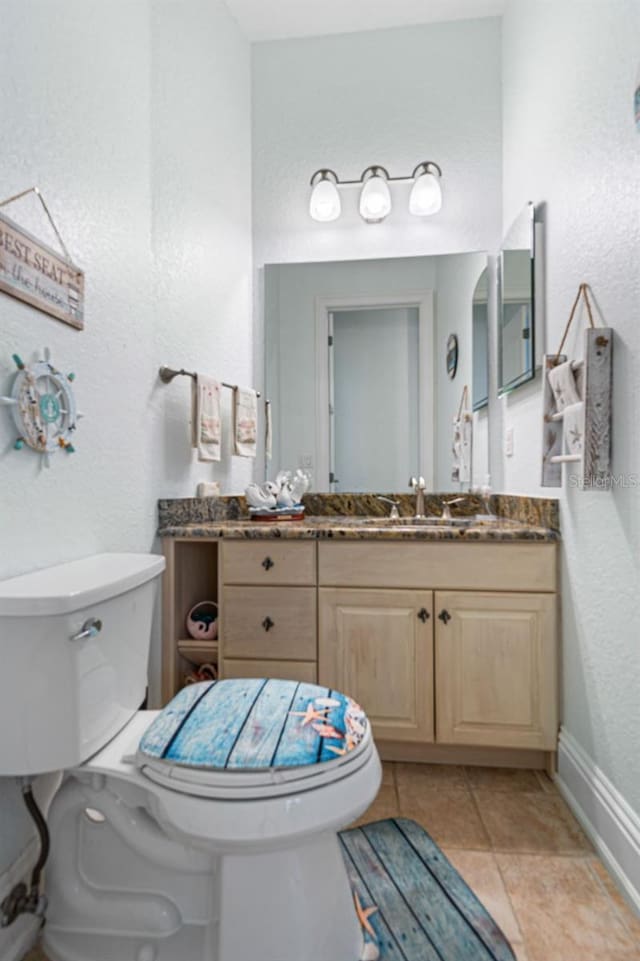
[329, 306, 419, 491]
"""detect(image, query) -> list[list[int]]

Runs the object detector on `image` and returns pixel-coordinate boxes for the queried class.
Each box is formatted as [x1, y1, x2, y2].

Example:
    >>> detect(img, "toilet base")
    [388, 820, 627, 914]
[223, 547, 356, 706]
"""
[43, 775, 366, 961]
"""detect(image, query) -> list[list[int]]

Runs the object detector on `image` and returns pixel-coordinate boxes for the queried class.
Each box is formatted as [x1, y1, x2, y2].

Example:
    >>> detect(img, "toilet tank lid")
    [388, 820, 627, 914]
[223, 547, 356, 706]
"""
[0, 553, 165, 616]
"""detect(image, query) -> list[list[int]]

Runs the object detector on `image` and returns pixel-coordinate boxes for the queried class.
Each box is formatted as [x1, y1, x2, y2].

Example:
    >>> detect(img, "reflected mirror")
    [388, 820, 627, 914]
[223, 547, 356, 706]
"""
[499, 202, 538, 394]
[472, 267, 489, 410]
[264, 252, 489, 493]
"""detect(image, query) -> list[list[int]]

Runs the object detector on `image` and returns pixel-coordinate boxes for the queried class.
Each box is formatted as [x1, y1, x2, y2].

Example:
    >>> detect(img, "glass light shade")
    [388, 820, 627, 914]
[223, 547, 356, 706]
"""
[359, 176, 392, 223]
[309, 178, 341, 222]
[409, 170, 442, 216]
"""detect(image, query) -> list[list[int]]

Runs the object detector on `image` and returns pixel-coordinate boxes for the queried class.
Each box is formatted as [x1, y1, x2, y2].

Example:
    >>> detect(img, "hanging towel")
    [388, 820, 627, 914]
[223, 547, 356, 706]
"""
[451, 385, 472, 484]
[548, 360, 581, 412]
[233, 386, 257, 458]
[265, 400, 272, 461]
[191, 375, 221, 462]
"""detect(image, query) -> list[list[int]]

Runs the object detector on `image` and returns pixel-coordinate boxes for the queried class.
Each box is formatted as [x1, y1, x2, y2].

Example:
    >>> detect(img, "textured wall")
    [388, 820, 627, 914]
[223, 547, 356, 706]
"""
[501, 0, 640, 812]
[252, 17, 502, 267]
[0, 0, 251, 877]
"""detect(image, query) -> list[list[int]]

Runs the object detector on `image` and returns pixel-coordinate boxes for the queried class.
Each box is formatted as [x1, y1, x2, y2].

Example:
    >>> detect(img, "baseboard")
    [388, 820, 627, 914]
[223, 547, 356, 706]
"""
[557, 727, 640, 916]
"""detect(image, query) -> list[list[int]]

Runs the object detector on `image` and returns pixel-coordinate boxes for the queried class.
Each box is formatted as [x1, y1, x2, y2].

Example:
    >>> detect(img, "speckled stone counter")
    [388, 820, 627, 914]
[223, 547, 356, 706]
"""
[158, 513, 559, 543]
[158, 492, 559, 534]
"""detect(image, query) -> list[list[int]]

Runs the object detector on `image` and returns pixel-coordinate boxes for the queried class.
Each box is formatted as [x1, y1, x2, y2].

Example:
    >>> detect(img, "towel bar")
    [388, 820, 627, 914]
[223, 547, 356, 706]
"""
[159, 366, 261, 397]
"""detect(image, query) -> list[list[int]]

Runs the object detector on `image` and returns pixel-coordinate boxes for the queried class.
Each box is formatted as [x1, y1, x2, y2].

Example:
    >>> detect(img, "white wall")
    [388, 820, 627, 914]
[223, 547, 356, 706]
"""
[0, 0, 251, 880]
[501, 0, 640, 819]
[252, 16, 503, 274]
[253, 17, 501, 482]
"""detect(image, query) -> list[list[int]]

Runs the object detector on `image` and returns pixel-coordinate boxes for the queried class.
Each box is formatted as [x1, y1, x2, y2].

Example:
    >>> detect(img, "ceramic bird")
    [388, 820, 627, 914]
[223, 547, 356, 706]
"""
[276, 483, 296, 508]
[290, 469, 310, 503]
[245, 483, 277, 510]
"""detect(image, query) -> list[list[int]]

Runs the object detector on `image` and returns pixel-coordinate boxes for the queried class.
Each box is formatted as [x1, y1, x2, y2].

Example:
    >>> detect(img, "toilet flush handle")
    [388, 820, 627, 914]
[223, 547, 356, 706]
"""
[70, 617, 103, 642]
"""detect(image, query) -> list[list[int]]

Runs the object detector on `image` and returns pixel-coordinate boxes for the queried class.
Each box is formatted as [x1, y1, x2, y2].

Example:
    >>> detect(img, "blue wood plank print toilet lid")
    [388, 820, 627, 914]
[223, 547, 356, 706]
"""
[139, 678, 368, 770]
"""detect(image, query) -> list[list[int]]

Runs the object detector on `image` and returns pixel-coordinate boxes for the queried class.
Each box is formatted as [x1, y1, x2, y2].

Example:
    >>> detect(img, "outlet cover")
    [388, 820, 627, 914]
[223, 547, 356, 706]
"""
[505, 427, 514, 457]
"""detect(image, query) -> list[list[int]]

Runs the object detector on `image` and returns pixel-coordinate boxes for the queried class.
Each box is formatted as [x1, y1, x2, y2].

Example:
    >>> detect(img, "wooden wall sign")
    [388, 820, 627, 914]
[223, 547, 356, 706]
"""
[0, 209, 84, 329]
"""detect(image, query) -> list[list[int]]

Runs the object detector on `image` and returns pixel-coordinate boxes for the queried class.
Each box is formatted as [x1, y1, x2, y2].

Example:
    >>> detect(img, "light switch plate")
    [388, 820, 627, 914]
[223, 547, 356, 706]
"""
[505, 427, 514, 457]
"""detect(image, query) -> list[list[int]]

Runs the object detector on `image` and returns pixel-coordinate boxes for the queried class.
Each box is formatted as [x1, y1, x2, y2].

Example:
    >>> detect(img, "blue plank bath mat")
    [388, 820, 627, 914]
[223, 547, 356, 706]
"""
[339, 818, 516, 961]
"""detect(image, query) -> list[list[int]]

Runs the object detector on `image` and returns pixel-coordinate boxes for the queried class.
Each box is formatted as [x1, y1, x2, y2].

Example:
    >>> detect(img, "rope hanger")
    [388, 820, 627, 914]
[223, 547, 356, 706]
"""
[553, 283, 596, 364]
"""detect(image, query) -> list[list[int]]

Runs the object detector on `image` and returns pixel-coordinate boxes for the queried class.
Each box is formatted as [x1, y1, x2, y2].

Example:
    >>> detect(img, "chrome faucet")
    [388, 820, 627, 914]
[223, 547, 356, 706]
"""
[377, 496, 400, 520]
[409, 476, 427, 518]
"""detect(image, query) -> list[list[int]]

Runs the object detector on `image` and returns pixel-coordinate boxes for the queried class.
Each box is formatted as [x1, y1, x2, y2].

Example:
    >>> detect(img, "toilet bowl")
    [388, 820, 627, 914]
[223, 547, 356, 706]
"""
[0, 554, 381, 961]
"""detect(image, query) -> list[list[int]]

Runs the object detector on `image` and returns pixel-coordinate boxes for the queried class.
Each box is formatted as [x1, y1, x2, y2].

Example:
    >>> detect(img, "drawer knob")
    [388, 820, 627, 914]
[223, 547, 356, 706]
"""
[417, 608, 430, 623]
[262, 556, 274, 571]
[262, 616, 275, 632]
[438, 609, 451, 625]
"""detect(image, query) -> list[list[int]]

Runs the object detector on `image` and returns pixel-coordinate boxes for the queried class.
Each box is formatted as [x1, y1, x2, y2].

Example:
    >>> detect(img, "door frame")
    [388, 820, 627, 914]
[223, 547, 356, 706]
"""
[314, 291, 435, 492]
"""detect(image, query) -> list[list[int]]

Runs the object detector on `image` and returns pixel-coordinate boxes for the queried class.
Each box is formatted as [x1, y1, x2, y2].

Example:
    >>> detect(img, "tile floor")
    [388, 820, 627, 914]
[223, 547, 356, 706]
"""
[24, 764, 640, 961]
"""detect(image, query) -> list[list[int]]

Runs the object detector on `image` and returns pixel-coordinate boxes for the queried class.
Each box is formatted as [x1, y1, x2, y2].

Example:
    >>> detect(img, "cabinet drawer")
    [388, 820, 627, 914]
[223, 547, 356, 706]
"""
[222, 541, 316, 585]
[222, 658, 317, 683]
[223, 586, 317, 660]
[318, 542, 557, 592]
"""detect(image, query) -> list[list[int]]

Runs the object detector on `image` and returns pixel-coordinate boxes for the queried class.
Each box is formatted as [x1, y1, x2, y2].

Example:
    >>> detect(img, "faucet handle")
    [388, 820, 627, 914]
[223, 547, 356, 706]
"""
[377, 496, 400, 520]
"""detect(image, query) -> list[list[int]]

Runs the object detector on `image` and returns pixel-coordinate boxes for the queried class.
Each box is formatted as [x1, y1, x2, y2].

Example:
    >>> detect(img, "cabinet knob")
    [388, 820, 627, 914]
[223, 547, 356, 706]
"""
[262, 616, 274, 632]
[438, 609, 451, 625]
[417, 607, 430, 623]
[262, 556, 274, 571]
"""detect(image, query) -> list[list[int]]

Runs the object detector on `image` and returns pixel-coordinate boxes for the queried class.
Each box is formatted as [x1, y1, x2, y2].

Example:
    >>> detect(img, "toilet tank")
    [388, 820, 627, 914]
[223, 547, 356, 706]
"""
[0, 553, 165, 776]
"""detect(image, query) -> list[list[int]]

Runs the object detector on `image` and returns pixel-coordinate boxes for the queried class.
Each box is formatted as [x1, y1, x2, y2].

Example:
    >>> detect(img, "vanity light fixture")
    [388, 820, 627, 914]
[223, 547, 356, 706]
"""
[409, 162, 443, 217]
[358, 166, 392, 224]
[308, 161, 443, 224]
[309, 169, 341, 222]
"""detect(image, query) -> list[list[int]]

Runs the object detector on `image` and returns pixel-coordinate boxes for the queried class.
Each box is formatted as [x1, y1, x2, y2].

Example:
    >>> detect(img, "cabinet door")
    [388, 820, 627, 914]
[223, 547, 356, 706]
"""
[435, 592, 557, 750]
[319, 589, 434, 743]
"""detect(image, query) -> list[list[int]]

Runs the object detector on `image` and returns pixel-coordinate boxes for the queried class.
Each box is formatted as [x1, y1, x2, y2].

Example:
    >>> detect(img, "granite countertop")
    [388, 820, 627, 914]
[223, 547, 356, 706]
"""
[158, 515, 559, 543]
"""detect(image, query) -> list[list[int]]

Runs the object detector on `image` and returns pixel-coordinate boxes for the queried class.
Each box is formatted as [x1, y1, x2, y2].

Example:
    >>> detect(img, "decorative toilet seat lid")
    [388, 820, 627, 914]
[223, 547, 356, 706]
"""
[137, 678, 370, 797]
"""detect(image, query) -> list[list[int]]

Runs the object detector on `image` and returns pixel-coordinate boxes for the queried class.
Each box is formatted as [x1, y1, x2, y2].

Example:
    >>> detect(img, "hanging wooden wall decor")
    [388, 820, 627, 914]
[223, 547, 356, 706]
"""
[0, 187, 84, 329]
[541, 284, 612, 490]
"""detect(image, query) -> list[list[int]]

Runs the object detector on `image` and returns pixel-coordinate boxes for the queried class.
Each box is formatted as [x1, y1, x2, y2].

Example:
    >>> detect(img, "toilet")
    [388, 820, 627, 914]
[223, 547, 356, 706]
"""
[0, 553, 381, 961]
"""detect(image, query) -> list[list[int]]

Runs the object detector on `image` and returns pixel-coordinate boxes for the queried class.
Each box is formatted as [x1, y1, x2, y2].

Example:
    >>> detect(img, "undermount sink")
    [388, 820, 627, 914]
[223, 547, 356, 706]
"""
[352, 514, 502, 528]
[355, 516, 475, 528]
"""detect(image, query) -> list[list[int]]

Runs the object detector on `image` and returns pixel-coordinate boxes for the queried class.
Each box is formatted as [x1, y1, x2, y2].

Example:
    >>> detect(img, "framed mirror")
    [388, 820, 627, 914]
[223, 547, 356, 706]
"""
[498, 202, 537, 395]
[263, 252, 488, 493]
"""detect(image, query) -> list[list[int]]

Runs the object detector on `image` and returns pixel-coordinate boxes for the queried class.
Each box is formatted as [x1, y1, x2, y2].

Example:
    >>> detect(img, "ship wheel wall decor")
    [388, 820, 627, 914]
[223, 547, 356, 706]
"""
[0, 349, 82, 467]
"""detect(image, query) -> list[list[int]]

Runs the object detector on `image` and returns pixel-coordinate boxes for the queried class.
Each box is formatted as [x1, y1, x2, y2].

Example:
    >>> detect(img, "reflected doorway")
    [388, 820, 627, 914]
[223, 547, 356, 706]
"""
[320, 292, 434, 493]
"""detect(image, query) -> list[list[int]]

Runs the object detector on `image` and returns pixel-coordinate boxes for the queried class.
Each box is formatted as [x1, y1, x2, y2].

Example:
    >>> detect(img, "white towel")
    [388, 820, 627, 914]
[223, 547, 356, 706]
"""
[265, 400, 272, 461]
[233, 386, 257, 458]
[191, 375, 221, 462]
[548, 360, 581, 412]
[452, 387, 472, 484]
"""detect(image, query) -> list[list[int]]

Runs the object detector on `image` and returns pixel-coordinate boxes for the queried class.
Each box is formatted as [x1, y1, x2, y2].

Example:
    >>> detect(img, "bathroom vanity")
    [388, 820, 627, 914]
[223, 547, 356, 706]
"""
[159, 498, 560, 773]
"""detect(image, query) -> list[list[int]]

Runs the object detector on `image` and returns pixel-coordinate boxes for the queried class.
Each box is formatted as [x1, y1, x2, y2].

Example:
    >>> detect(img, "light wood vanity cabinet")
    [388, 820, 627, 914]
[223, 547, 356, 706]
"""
[219, 541, 318, 683]
[317, 541, 558, 759]
[162, 535, 558, 765]
[434, 591, 557, 750]
[318, 589, 434, 743]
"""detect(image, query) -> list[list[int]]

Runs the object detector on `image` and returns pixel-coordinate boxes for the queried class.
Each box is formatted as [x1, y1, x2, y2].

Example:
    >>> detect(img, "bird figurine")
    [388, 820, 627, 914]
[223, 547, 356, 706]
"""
[245, 483, 277, 510]
[290, 469, 310, 503]
[276, 483, 296, 508]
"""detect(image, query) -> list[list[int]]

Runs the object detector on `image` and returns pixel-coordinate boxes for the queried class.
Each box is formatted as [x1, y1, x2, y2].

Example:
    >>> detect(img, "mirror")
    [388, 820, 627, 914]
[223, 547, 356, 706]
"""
[264, 252, 488, 493]
[472, 267, 489, 411]
[498, 202, 537, 394]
